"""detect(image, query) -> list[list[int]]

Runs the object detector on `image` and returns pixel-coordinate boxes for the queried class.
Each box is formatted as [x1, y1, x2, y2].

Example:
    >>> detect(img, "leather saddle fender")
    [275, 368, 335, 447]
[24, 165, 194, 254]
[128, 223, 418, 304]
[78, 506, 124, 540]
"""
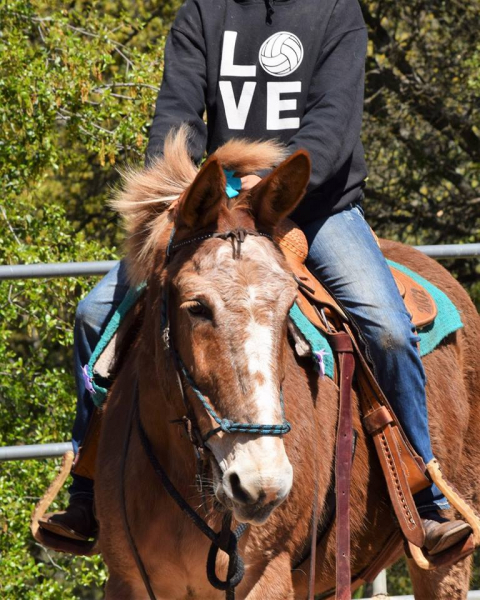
[276, 218, 480, 576]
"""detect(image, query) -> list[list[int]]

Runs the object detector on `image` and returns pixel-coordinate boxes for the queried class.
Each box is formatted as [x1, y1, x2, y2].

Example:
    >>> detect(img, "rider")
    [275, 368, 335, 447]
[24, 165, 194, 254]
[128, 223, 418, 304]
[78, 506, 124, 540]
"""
[40, 0, 471, 554]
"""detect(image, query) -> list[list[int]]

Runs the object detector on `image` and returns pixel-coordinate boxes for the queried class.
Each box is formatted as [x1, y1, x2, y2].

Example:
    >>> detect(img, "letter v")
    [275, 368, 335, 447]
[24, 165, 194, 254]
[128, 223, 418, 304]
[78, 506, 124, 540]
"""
[219, 81, 257, 130]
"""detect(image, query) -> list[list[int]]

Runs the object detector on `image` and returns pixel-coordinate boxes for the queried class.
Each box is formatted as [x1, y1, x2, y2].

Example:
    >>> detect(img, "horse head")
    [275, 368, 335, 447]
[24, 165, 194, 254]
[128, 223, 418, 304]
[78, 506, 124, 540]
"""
[115, 129, 310, 525]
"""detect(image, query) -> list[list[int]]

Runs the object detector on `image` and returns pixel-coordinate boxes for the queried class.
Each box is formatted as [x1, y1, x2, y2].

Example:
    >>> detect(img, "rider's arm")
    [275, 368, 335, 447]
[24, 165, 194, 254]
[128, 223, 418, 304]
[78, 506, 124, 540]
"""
[285, 0, 367, 193]
[145, 1, 207, 166]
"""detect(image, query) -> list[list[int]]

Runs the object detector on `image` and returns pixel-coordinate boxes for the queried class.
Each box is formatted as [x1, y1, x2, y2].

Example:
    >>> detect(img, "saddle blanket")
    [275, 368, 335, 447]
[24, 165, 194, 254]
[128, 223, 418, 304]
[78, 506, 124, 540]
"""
[84, 260, 463, 405]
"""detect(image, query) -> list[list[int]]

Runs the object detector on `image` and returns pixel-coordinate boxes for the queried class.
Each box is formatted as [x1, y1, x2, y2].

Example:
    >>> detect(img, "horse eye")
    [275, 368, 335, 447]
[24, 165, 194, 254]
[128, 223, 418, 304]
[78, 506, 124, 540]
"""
[187, 301, 212, 319]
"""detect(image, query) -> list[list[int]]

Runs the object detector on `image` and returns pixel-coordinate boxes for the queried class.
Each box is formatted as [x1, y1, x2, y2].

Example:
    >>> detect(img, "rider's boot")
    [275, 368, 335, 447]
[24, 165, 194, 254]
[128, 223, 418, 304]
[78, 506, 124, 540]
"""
[38, 408, 101, 541]
[38, 494, 97, 541]
[421, 511, 472, 555]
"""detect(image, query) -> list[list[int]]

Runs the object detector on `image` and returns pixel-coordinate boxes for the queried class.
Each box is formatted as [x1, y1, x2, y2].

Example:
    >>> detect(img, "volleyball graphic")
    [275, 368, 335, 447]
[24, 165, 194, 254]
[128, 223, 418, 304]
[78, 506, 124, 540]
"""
[259, 32, 304, 77]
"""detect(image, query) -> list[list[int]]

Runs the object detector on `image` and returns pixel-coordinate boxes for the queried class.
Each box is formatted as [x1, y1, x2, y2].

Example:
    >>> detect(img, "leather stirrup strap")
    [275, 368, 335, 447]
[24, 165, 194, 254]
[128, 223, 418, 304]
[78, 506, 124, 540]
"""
[330, 332, 355, 600]
[72, 407, 103, 480]
[343, 323, 428, 549]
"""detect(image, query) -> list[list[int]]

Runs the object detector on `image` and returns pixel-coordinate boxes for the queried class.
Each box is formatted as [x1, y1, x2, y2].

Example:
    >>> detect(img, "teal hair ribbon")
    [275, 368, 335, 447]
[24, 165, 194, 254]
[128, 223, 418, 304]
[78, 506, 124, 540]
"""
[224, 170, 242, 198]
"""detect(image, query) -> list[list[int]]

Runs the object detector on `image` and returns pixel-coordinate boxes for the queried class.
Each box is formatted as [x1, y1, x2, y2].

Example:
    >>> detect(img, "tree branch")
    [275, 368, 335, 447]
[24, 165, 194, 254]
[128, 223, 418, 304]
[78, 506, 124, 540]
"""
[360, 1, 480, 161]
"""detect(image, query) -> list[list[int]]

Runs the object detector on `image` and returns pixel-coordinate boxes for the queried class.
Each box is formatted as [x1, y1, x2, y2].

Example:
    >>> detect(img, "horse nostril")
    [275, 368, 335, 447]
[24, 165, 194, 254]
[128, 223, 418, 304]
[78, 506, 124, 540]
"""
[228, 472, 259, 505]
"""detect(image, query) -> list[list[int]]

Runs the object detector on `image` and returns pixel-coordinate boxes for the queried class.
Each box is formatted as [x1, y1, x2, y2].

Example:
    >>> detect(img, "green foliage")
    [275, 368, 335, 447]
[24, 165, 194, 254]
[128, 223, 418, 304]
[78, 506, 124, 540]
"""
[0, 1, 179, 597]
[0, 0, 478, 597]
[360, 0, 480, 307]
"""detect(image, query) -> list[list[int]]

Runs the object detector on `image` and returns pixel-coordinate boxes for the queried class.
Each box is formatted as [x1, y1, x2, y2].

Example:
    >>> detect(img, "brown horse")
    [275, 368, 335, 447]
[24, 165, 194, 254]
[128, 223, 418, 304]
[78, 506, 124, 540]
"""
[95, 128, 480, 599]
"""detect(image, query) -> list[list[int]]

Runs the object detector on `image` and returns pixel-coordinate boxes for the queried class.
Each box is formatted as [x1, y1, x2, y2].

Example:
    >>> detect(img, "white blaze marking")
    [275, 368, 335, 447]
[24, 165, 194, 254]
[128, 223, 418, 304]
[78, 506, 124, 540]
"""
[205, 242, 293, 500]
[244, 317, 277, 422]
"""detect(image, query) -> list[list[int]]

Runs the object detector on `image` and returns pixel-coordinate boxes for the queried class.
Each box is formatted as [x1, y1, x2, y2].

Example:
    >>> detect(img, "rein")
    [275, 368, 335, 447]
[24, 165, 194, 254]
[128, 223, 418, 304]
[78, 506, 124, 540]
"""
[122, 226, 293, 600]
[120, 382, 248, 600]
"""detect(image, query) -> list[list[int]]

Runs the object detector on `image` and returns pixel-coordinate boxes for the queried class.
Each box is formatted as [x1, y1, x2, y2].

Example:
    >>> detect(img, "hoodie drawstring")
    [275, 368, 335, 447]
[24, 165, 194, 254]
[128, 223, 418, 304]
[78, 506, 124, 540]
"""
[264, 0, 275, 24]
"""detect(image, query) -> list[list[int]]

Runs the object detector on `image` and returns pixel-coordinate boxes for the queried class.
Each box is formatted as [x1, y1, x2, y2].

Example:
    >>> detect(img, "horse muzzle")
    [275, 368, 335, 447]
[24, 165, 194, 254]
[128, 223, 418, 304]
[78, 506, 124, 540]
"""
[218, 463, 293, 525]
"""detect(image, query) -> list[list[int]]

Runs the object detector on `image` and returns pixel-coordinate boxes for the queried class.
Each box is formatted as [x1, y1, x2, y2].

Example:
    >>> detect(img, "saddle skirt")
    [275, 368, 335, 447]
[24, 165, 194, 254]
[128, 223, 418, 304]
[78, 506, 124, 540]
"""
[275, 219, 438, 334]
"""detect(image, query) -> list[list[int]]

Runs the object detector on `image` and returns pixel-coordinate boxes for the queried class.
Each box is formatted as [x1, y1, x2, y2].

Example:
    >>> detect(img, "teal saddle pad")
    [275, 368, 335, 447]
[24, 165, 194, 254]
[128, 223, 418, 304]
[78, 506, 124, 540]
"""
[84, 261, 463, 405]
[288, 260, 463, 380]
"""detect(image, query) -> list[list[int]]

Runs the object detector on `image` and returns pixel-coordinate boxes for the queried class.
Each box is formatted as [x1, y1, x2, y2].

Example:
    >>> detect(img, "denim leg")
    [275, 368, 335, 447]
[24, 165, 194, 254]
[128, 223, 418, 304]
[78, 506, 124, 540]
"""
[302, 204, 448, 514]
[69, 260, 130, 498]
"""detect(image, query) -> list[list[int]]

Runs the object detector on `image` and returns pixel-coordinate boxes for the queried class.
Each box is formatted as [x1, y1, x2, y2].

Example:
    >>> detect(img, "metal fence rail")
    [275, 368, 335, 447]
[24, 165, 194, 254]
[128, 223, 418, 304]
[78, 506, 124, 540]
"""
[359, 594, 480, 600]
[0, 244, 479, 281]
[0, 260, 118, 280]
[0, 442, 73, 461]
[412, 243, 480, 259]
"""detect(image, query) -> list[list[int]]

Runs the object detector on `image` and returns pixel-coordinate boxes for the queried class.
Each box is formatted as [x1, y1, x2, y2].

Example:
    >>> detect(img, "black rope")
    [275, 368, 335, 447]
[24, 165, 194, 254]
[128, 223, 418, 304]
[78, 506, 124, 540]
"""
[120, 390, 158, 600]
[134, 384, 249, 596]
[206, 514, 247, 592]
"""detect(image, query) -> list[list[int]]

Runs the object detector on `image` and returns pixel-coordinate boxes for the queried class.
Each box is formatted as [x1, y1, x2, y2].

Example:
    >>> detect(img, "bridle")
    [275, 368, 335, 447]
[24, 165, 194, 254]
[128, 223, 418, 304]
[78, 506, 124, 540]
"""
[121, 225, 293, 600]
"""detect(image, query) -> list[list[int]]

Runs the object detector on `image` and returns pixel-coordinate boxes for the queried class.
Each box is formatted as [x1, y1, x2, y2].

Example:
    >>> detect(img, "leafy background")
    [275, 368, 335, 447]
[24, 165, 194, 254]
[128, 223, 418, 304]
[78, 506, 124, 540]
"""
[0, 1, 478, 598]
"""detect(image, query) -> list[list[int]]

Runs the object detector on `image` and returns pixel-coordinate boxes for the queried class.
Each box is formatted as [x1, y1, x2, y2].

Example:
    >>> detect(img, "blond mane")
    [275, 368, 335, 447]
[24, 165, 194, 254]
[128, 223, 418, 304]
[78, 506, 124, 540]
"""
[112, 125, 287, 284]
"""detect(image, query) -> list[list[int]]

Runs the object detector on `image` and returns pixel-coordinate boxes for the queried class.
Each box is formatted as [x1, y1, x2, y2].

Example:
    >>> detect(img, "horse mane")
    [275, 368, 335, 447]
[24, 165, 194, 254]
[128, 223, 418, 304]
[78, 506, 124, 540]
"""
[112, 125, 287, 285]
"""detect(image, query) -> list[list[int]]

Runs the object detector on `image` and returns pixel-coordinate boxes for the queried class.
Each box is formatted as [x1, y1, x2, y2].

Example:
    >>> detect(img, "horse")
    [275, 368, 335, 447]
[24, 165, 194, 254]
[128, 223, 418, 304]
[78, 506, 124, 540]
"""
[95, 127, 480, 599]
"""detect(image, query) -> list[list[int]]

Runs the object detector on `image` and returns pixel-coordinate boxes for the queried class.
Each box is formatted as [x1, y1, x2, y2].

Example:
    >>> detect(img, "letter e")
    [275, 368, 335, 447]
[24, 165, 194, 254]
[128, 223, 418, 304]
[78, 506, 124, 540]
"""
[267, 82, 301, 130]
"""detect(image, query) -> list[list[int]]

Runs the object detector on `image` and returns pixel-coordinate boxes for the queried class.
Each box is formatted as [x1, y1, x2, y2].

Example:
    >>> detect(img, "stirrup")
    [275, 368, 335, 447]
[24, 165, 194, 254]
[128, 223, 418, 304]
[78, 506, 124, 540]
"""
[408, 458, 480, 570]
[31, 451, 100, 556]
[34, 527, 99, 556]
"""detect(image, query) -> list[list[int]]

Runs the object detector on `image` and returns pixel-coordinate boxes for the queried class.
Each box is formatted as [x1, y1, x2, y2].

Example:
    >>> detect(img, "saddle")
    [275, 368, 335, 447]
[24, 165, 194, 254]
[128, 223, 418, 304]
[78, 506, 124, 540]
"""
[276, 219, 480, 599]
[276, 218, 437, 334]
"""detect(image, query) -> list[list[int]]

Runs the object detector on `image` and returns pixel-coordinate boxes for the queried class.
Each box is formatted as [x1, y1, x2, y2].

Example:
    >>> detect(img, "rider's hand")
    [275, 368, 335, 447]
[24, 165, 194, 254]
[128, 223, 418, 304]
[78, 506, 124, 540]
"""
[240, 175, 262, 190]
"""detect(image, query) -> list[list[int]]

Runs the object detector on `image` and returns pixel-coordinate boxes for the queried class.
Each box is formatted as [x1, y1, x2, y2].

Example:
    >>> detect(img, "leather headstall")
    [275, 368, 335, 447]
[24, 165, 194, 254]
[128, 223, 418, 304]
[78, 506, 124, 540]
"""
[161, 225, 292, 444]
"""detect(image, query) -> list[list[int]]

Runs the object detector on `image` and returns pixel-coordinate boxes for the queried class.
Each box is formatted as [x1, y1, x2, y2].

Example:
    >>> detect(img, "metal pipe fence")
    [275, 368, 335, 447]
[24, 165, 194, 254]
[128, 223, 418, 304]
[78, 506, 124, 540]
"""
[0, 442, 73, 461]
[413, 243, 480, 259]
[0, 260, 118, 280]
[359, 594, 480, 600]
[0, 243, 479, 281]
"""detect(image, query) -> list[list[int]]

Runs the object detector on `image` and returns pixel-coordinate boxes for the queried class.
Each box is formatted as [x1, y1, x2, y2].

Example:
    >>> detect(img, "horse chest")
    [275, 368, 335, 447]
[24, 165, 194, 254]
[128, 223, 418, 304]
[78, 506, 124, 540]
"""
[139, 518, 227, 600]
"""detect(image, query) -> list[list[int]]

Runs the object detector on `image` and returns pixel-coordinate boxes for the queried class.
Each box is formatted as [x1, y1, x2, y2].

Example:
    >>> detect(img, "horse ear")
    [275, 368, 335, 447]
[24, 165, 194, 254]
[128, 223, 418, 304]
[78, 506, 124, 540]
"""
[249, 150, 311, 229]
[177, 156, 226, 229]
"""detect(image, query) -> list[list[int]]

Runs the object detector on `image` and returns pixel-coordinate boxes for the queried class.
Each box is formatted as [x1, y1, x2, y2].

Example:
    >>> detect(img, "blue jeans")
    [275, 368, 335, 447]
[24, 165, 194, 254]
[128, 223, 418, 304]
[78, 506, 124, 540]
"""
[70, 204, 447, 512]
[69, 260, 130, 499]
[302, 203, 447, 513]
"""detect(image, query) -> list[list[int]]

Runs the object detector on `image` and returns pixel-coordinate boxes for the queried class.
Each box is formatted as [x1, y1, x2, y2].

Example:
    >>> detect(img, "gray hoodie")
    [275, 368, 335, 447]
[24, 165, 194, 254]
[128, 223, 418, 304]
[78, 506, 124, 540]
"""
[146, 0, 368, 223]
